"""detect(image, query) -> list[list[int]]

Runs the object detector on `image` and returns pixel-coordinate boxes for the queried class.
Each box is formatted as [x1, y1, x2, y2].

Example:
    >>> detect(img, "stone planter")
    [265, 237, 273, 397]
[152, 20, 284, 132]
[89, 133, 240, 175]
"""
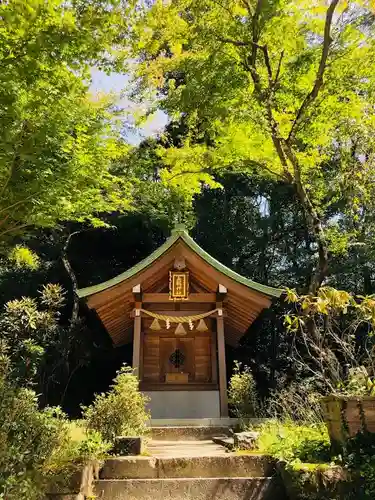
[322, 395, 375, 448]
[112, 436, 144, 456]
[277, 461, 350, 500]
[46, 460, 100, 500]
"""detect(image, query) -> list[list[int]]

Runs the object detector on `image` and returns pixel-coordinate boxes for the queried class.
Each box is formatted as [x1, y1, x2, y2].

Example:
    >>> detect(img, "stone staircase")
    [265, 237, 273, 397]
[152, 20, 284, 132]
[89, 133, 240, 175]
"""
[94, 426, 287, 500]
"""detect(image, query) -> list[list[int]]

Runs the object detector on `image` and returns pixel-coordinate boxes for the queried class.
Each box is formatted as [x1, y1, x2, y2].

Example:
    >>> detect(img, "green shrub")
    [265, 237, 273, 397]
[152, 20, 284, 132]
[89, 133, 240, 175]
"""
[339, 366, 375, 397]
[8, 245, 40, 270]
[228, 361, 258, 421]
[265, 379, 324, 423]
[341, 432, 375, 499]
[0, 367, 109, 500]
[43, 424, 110, 484]
[255, 421, 375, 499]
[0, 284, 65, 386]
[82, 364, 150, 442]
[257, 420, 331, 464]
[0, 370, 63, 499]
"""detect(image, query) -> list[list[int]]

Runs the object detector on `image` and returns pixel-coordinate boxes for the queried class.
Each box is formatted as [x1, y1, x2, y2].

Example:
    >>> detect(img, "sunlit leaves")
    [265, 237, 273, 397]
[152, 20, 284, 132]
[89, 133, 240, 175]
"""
[127, 0, 375, 259]
[8, 246, 40, 271]
[285, 285, 375, 326]
[0, 0, 135, 242]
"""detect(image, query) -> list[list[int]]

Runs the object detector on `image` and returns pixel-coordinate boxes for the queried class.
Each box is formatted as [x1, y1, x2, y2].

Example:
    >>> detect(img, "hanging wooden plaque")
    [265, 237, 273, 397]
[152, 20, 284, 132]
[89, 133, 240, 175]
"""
[169, 270, 189, 300]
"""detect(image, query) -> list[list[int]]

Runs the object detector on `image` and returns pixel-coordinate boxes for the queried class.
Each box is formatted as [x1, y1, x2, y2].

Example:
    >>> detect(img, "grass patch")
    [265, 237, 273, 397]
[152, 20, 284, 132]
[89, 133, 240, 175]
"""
[289, 462, 332, 472]
[235, 450, 266, 456]
[255, 420, 331, 463]
[67, 420, 86, 443]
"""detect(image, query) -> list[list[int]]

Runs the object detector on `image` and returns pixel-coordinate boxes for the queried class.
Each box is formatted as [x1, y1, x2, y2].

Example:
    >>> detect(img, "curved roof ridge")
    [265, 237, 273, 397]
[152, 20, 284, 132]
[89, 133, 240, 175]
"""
[76, 225, 283, 299]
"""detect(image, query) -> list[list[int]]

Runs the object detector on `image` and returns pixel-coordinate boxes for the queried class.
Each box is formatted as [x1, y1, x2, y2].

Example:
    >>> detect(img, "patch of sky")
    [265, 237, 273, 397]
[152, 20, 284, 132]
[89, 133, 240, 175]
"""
[258, 195, 270, 217]
[90, 68, 169, 145]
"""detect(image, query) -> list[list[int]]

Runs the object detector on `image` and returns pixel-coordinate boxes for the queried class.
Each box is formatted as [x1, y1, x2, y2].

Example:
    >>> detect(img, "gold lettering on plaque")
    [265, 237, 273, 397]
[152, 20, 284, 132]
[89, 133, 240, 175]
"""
[169, 271, 189, 300]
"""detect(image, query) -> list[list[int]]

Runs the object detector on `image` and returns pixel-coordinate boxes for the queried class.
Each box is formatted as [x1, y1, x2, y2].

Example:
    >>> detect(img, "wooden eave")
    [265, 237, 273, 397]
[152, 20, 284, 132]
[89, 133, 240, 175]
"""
[77, 225, 283, 347]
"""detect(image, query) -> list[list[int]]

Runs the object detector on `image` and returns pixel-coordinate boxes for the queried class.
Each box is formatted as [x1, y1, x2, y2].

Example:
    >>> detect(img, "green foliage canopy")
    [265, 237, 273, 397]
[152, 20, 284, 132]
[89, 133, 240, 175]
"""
[128, 0, 375, 291]
[0, 0, 136, 241]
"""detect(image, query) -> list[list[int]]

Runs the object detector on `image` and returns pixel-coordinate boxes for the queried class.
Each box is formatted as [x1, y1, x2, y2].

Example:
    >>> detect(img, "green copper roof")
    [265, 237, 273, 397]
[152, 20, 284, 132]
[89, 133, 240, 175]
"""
[76, 225, 283, 299]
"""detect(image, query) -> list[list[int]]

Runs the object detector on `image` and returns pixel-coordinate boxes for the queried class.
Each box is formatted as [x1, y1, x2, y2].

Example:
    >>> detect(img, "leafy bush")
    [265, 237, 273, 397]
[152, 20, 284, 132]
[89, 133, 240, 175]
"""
[0, 369, 61, 499]
[265, 379, 324, 423]
[341, 432, 375, 499]
[43, 427, 110, 494]
[339, 366, 375, 397]
[254, 420, 375, 499]
[228, 361, 259, 421]
[257, 420, 331, 464]
[8, 245, 40, 270]
[82, 364, 150, 442]
[0, 365, 109, 500]
[284, 287, 375, 395]
[0, 284, 64, 386]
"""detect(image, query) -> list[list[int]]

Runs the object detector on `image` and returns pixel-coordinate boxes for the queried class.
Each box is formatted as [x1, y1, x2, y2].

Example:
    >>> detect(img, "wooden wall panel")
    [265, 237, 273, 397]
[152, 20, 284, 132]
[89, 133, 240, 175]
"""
[195, 336, 211, 382]
[160, 337, 177, 380]
[143, 333, 213, 385]
[142, 335, 160, 381]
[179, 338, 195, 381]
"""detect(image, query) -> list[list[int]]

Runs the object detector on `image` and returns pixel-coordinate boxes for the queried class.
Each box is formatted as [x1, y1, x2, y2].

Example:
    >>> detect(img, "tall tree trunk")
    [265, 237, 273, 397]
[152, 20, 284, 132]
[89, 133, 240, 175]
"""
[284, 147, 329, 294]
[243, 0, 339, 294]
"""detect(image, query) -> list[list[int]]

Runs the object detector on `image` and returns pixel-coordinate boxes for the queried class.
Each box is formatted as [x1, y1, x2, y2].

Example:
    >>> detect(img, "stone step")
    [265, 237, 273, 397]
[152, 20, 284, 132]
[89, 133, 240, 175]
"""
[95, 477, 286, 500]
[148, 439, 227, 458]
[100, 454, 277, 479]
[150, 418, 239, 427]
[150, 426, 231, 441]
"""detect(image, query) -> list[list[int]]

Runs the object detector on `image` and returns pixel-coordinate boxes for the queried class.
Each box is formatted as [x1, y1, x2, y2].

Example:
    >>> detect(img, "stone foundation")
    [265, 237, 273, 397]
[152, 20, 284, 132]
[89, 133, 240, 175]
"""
[144, 391, 220, 419]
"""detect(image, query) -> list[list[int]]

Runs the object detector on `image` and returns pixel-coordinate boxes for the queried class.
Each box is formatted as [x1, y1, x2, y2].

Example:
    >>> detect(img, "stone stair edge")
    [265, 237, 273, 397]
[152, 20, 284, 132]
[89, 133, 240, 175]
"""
[97, 476, 274, 481]
[103, 453, 273, 461]
[149, 427, 232, 441]
[95, 476, 287, 500]
[100, 453, 277, 480]
[150, 425, 231, 429]
[148, 418, 237, 426]
[148, 418, 268, 427]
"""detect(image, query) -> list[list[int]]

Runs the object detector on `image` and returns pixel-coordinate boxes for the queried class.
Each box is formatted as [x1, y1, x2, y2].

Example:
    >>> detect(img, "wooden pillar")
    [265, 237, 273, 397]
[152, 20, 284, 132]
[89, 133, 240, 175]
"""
[216, 306, 228, 417]
[211, 332, 218, 383]
[132, 285, 142, 379]
[132, 309, 141, 378]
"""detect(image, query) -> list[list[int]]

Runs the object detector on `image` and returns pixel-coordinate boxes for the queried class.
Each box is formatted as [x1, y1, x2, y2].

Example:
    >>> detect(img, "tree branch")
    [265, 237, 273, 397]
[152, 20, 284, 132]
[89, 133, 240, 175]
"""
[239, 0, 330, 292]
[0, 121, 29, 199]
[282, 144, 329, 293]
[0, 223, 32, 238]
[241, 2, 291, 176]
[0, 214, 11, 229]
[258, 44, 273, 82]
[0, 163, 16, 200]
[274, 50, 284, 87]
[61, 231, 80, 327]
[250, 0, 263, 67]
[241, 0, 254, 17]
[287, 0, 340, 143]
[260, 162, 288, 181]
[168, 169, 211, 181]
[217, 37, 251, 47]
[0, 193, 36, 217]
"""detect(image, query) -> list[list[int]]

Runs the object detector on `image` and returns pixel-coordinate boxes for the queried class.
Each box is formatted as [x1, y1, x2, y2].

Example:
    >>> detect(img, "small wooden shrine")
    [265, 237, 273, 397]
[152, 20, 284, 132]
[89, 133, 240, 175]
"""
[77, 225, 282, 419]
